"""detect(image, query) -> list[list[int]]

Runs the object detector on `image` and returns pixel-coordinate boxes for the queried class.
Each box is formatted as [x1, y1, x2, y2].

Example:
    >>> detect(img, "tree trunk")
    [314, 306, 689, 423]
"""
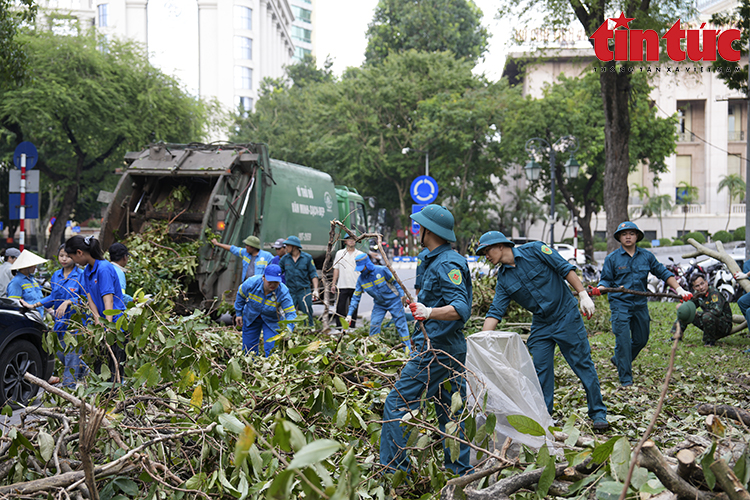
[599, 65, 632, 253]
[580, 206, 595, 265]
[47, 184, 78, 258]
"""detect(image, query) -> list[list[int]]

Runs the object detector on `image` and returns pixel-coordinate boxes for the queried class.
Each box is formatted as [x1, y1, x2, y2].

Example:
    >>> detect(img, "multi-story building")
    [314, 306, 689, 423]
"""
[41, 1, 297, 118]
[289, 0, 314, 62]
[502, 7, 747, 243]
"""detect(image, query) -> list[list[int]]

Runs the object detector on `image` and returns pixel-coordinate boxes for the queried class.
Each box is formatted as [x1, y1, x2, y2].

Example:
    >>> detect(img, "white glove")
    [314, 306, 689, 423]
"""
[579, 291, 595, 319]
[735, 272, 748, 280]
[409, 302, 432, 320]
[345, 315, 352, 328]
[675, 286, 691, 299]
[312, 290, 319, 301]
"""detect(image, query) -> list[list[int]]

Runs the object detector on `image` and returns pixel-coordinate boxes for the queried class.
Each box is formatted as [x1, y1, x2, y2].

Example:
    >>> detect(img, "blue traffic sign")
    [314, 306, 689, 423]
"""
[411, 204, 425, 236]
[13, 141, 38, 170]
[410, 175, 438, 204]
[9, 193, 39, 219]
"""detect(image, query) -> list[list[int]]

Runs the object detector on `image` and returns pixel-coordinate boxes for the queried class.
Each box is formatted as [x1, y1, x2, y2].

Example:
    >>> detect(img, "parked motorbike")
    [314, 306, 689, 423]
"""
[580, 263, 600, 284]
[649, 257, 687, 302]
[704, 261, 738, 302]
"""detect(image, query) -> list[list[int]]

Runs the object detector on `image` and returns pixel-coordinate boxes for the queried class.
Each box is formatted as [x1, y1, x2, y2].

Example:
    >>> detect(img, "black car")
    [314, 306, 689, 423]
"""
[0, 298, 53, 407]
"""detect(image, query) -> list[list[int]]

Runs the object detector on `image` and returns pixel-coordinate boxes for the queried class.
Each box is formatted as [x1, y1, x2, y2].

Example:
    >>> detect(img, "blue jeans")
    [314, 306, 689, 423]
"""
[57, 331, 82, 388]
[370, 300, 412, 355]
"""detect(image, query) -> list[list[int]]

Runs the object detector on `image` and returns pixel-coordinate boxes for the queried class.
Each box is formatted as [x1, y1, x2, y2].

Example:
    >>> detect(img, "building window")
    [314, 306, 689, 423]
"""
[728, 154, 743, 179]
[235, 96, 253, 116]
[728, 102, 745, 141]
[234, 36, 252, 60]
[293, 46, 311, 61]
[234, 6, 252, 31]
[291, 26, 312, 43]
[98, 3, 108, 27]
[291, 6, 312, 23]
[676, 106, 693, 142]
[234, 66, 252, 89]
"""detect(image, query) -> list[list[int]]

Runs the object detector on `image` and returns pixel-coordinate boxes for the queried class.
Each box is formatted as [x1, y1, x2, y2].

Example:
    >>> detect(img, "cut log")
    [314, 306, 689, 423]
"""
[698, 404, 750, 427]
[458, 463, 569, 500]
[636, 440, 714, 500]
[709, 459, 750, 500]
[676, 449, 708, 488]
[683, 240, 750, 293]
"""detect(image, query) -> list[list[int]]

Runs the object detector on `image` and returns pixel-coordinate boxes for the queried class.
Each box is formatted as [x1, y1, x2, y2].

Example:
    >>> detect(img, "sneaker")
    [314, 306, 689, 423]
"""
[592, 420, 610, 432]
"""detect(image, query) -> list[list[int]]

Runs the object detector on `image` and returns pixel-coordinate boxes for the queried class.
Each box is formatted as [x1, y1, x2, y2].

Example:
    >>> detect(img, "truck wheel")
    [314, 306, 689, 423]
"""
[0, 340, 42, 408]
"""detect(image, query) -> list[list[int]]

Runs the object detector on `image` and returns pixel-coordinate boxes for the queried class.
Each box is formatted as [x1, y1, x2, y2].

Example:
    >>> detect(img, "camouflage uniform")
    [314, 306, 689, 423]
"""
[677, 286, 733, 345]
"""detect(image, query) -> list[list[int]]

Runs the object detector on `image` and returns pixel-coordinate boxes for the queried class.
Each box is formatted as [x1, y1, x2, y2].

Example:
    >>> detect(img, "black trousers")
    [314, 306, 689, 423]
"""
[335, 288, 358, 328]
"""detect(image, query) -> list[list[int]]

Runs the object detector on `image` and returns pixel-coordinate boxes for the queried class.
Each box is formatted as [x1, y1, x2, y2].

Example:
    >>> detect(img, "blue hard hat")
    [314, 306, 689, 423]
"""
[410, 204, 456, 242]
[264, 264, 283, 282]
[475, 231, 514, 255]
[355, 254, 370, 272]
[613, 221, 644, 242]
[283, 235, 302, 248]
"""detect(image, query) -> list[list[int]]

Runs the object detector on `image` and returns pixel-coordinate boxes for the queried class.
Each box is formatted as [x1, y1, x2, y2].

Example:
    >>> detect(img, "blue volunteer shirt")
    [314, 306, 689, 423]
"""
[7, 273, 45, 316]
[488, 242, 576, 323]
[82, 259, 126, 322]
[40, 267, 84, 333]
[234, 275, 297, 330]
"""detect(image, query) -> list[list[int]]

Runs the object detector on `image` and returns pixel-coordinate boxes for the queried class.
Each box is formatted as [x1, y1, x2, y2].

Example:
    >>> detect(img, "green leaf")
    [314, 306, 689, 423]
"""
[1, 404, 11, 417]
[507, 415, 545, 436]
[485, 412, 497, 435]
[218, 413, 246, 434]
[103, 309, 122, 316]
[630, 466, 649, 490]
[37, 431, 54, 463]
[640, 478, 666, 495]
[218, 467, 240, 495]
[336, 403, 347, 429]
[465, 415, 476, 442]
[332, 376, 346, 393]
[701, 441, 717, 490]
[596, 480, 625, 500]
[592, 436, 621, 464]
[113, 477, 139, 496]
[282, 421, 306, 451]
[285, 407, 302, 423]
[537, 456, 556, 499]
[288, 439, 341, 469]
[266, 469, 294, 500]
[234, 425, 256, 467]
[448, 436, 460, 463]
[450, 391, 462, 414]
[184, 472, 206, 490]
[733, 448, 750, 487]
[611, 436, 630, 480]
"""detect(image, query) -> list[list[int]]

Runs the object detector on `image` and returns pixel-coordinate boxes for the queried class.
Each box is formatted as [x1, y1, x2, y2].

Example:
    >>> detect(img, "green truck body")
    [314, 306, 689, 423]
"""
[99, 143, 369, 305]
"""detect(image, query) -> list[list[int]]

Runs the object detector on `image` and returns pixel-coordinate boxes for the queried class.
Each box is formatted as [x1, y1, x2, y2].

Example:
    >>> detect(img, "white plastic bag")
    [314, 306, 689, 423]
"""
[465, 331, 554, 450]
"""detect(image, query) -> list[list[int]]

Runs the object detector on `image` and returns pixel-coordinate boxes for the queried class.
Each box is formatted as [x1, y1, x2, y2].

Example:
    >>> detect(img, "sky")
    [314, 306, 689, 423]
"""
[314, 0, 513, 80]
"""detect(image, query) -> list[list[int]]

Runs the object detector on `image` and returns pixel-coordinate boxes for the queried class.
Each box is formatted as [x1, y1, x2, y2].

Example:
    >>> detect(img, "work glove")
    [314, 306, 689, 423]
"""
[674, 286, 693, 302]
[345, 315, 352, 328]
[587, 285, 602, 297]
[579, 290, 595, 319]
[409, 302, 432, 321]
[312, 290, 319, 301]
[734, 272, 748, 281]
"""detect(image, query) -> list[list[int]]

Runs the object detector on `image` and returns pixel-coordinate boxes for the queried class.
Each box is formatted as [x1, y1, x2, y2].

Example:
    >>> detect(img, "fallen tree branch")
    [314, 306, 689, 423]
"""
[637, 441, 715, 500]
[683, 240, 749, 293]
[697, 404, 750, 427]
[710, 459, 750, 500]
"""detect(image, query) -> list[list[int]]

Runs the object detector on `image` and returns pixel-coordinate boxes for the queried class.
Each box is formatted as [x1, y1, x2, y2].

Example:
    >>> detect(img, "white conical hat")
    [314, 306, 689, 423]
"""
[11, 249, 48, 270]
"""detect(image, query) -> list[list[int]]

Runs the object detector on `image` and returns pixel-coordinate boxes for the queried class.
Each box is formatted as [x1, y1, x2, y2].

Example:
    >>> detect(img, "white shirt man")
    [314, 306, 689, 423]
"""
[331, 235, 364, 327]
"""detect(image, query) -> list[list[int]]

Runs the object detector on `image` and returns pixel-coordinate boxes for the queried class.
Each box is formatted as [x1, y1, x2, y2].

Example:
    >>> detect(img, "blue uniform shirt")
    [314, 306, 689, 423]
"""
[414, 244, 472, 351]
[599, 247, 673, 308]
[7, 273, 45, 316]
[112, 263, 134, 305]
[269, 255, 286, 284]
[82, 259, 126, 321]
[39, 267, 84, 333]
[234, 275, 297, 331]
[348, 265, 404, 314]
[279, 251, 317, 293]
[414, 248, 429, 290]
[230, 246, 274, 281]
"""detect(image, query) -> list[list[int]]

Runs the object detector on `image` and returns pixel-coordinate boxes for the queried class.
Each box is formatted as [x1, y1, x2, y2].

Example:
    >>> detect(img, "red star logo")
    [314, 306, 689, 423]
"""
[610, 12, 634, 29]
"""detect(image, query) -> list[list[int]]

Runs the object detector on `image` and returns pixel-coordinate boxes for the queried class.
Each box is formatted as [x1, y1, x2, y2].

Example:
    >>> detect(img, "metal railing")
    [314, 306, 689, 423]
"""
[676, 131, 695, 142]
[728, 130, 745, 142]
[732, 204, 746, 214]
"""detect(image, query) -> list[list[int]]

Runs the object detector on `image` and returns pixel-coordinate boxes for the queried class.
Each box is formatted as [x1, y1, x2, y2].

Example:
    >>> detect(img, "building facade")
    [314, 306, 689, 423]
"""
[289, 0, 314, 61]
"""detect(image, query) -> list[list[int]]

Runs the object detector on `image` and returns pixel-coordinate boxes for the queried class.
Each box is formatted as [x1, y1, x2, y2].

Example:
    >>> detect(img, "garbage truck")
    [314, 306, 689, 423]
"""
[99, 142, 372, 306]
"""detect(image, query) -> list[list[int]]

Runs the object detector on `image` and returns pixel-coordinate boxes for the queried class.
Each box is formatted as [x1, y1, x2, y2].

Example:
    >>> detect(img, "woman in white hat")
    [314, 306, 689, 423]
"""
[7, 249, 48, 317]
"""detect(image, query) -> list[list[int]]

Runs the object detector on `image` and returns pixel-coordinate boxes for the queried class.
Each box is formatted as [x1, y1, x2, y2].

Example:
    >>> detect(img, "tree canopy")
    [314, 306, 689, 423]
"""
[364, 0, 489, 66]
[0, 29, 217, 256]
[710, 0, 750, 94]
[0, 0, 36, 89]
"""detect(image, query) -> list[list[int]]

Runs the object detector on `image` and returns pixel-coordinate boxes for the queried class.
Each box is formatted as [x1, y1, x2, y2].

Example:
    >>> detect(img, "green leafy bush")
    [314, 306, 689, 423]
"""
[637, 241, 652, 248]
[659, 238, 671, 247]
[594, 242, 607, 251]
[684, 231, 706, 244]
[734, 226, 746, 241]
[712, 230, 732, 243]
[671, 239, 684, 246]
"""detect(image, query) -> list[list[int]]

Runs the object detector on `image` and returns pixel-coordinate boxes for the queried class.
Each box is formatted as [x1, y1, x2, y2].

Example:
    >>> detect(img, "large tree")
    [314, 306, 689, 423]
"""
[499, 0, 691, 251]
[499, 72, 675, 260]
[0, 30, 216, 257]
[710, 0, 750, 93]
[365, 0, 489, 66]
[0, 0, 36, 89]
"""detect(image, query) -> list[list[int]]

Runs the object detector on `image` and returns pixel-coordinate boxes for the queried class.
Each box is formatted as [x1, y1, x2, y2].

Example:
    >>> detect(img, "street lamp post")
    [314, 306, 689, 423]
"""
[524, 136, 580, 245]
[401, 147, 429, 177]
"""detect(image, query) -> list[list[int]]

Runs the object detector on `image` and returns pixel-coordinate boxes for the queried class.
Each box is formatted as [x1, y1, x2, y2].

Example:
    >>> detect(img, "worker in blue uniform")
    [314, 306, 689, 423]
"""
[278, 236, 319, 327]
[7, 249, 48, 317]
[380, 204, 472, 475]
[594, 221, 691, 387]
[211, 235, 274, 281]
[477, 231, 609, 431]
[234, 264, 297, 356]
[345, 254, 412, 355]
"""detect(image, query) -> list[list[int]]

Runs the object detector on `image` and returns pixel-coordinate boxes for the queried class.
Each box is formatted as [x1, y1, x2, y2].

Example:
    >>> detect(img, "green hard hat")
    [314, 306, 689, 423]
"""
[677, 301, 696, 324]
[243, 235, 261, 249]
[410, 204, 456, 242]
